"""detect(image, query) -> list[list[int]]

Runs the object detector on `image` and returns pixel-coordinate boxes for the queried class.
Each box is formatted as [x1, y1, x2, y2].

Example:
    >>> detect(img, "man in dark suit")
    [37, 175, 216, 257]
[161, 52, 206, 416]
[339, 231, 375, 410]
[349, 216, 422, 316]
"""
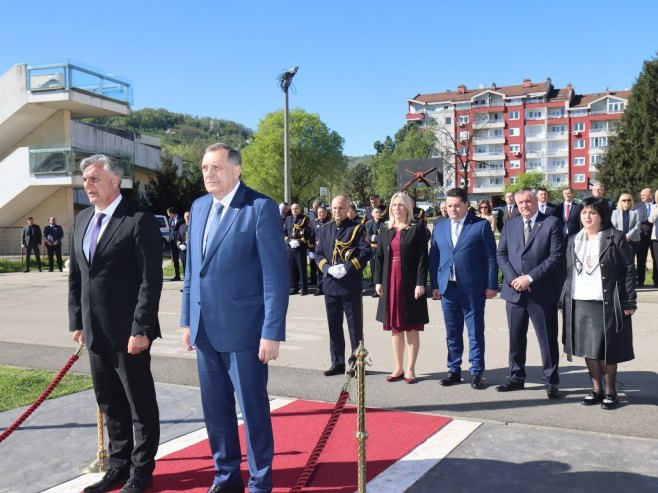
[364, 194, 388, 223]
[167, 207, 183, 281]
[553, 187, 582, 238]
[635, 187, 656, 287]
[496, 188, 564, 399]
[315, 195, 371, 376]
[43, 216, 64, 272]
[590, 182, 615, 210]
[284, 203, 313, 295]
[176, 211, 190, 276]
[21, 216, 42, 272]
[429, 188, 498, 389]
[496, 191, 520, 232]
[310, 204, 331, 296]
[69, 155, 163, 493]
[181, 143, 288, 493]
[536, 187, 556, 216]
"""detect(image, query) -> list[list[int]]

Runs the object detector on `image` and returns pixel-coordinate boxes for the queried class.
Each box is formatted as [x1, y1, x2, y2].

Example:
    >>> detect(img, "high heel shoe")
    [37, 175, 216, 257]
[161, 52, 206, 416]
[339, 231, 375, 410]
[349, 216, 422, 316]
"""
[580, 391, 604, 406]
[386, 373, 404, 382]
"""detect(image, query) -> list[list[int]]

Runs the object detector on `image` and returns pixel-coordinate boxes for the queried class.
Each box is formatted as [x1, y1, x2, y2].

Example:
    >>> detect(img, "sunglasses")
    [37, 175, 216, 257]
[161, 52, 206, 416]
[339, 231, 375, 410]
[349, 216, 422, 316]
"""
[621, 199, 631, 202]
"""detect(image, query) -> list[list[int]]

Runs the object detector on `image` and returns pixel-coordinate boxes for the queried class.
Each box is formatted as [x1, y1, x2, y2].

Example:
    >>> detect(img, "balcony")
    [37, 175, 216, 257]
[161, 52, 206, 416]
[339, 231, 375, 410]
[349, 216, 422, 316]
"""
[29, 147, 134, 178]
[526, 132, 546, 142]
[474, 118, 505, 128]
[406, 112, 425, 122]
[547, 148, 569, 156]
[526, 149, 545, 158]
[474, 151, 506, 160]
[473, 184, 505, 193]
[589, 127, 608, 136]
[547, 131, 568, 140]
[474, 167, 505, 177]
[472, 135, 505, 145]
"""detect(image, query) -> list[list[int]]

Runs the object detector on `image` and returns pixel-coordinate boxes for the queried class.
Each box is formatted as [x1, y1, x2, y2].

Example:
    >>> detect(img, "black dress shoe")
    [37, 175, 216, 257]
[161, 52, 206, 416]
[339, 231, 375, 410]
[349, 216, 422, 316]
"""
[83, 467, 130, 493]
[289, 289, 299, 295]
[439, 372, 461, 386]
[314, 290, 324, 296]
[206, 480, 246, 493]
[323, 364, 346, 376]
[546, 384, 561, 400]
[601, 393, 619, 410]
[496, 379, 525, 392]
[170, 276, 181, 281]
[300, 289, 308, 296]
[581, 391, 604, 406]
[120, 473, 153, 493]
[470, 375, 484, 389]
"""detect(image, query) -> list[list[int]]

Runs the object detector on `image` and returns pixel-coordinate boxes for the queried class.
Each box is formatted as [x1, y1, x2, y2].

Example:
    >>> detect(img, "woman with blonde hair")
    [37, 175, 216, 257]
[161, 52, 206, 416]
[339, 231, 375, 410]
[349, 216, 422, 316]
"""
[611, 193, 641, 247]
[373, 192, 429, 384]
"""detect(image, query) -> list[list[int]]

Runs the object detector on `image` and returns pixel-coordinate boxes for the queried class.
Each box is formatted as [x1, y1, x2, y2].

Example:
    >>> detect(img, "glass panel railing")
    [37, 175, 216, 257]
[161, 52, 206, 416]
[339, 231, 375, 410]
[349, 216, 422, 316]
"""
[30, 147, 133, 177]
[27, 60, 132, 104]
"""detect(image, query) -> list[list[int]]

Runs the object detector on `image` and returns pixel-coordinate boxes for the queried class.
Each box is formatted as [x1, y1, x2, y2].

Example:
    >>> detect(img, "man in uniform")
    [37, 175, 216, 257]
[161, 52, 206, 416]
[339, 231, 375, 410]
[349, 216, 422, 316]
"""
[167, 207, 184, 281]
[364, 207, 382, 296]
[284, 203, 313, 295]
[364, 194, 388, 223]
[315, 195, 371, 376]
[311, 205, 331, 296]
[21, 216, 42, 272]
[43, 216, 64, 272]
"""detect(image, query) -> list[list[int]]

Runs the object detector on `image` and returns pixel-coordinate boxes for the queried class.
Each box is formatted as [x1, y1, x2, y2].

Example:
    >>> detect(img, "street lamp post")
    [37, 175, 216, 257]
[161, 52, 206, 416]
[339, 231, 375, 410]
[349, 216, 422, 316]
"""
[278, 66, 298, 204]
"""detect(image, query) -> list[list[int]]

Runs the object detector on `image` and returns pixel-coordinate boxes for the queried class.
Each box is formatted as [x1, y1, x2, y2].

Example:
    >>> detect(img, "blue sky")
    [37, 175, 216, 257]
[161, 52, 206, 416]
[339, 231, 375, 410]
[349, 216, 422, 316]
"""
[2, 0, 656, 156]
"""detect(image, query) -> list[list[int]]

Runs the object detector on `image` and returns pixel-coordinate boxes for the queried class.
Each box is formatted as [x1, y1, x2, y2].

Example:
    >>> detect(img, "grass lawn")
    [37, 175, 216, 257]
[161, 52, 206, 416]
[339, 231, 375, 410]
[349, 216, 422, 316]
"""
[0, 365, 93, 412]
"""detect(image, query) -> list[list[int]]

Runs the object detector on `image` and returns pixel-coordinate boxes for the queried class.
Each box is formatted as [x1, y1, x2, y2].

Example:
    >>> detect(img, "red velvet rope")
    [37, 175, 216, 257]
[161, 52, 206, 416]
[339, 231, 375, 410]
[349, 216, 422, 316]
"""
[0, 350, 81, 444]
[288, 390, 351, 493]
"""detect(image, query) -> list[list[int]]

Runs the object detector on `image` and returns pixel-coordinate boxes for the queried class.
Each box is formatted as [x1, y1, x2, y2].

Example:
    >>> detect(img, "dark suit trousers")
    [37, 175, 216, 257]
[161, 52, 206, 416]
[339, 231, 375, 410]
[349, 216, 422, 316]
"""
[505, 299, 560, 385]
[325, 293, 363, 366]
[309, 255, 318, 285]
[170, 240, 180, 276]
[25, 244, 41, 270]
[88, 348, 159, 474]
[440, 282, 486, 376]
[46, 244, 63, 271]
[637, 237, 657, 285]
[195, 321, 273, 492]
[288, 247, 308, 291]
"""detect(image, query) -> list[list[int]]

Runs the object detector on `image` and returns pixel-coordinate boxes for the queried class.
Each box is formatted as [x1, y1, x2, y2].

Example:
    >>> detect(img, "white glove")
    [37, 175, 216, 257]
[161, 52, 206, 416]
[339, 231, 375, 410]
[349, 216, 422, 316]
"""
[178, 244, 187, 251]
[289, 239, 300, 249]
[328, 264, 347, 279]
[308, 251, 315, 259]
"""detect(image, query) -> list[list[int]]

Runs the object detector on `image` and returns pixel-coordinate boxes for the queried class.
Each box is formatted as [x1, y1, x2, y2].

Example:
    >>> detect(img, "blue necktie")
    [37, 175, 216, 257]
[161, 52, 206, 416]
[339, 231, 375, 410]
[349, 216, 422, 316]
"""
[89, 212, 106, 262]
[204, 203, 224, 256]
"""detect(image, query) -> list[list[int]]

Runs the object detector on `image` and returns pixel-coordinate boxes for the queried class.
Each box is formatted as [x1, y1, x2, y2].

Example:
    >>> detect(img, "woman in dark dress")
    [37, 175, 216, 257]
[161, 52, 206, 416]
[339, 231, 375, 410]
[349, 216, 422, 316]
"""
[561, 198, 636, 410]
[373, 192, 429, 384]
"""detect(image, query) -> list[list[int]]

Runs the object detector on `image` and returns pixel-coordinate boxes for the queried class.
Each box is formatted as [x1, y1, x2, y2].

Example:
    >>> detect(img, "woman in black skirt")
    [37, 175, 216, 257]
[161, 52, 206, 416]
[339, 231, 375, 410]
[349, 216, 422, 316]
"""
[561, 197, 637, 410]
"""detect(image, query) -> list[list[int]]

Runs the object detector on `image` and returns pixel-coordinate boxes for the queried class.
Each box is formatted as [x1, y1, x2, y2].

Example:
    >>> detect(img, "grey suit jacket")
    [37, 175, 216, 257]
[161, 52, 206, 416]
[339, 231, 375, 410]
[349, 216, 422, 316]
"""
[611, 209, 641, 242]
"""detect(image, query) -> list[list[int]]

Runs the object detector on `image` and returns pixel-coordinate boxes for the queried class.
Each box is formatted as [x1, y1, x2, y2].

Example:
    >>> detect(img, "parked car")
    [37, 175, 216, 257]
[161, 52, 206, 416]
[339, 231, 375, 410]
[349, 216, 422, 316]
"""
[154, 214, 170, 250]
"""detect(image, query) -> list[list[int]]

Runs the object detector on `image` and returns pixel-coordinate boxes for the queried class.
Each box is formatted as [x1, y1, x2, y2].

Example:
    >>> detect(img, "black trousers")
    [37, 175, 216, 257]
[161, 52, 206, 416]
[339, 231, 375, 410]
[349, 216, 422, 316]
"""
[324, 292, 363, 366]
[309, 256, 318, 285]
[170, 240, 180, 277]
[636, 237, 657, 285]
[179, 246, 187, 275]
[25, 243, 41, 271]
[288, 247, 308, 291]
[46, 244, 63, 271]
[88, 347, 160, 475]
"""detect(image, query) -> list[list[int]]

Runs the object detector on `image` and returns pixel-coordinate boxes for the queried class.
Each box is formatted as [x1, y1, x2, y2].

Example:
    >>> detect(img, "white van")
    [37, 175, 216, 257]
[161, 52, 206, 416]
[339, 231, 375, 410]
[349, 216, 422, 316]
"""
[154, 214, 170, 250]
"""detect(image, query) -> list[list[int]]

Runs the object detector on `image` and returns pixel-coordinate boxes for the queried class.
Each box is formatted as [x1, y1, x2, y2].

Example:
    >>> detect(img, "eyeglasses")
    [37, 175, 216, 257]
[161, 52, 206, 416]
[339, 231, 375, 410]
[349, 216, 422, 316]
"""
[621, 199, 631, 202]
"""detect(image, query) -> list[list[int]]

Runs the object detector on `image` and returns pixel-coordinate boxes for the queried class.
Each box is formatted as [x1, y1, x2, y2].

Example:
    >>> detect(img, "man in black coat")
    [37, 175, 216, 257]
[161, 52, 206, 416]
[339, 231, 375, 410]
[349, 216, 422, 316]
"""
[21, 216, 42, 272]
[496, 191, 520, 232]
[69, 154, 163, 493]
[284, 203, 313, 295]
[536, 187, 557, 216]
[167, 207, 184, 281]
[176, 211, 190, 276]
[43, 216, 64, 272]
[553, 187, 582, 238]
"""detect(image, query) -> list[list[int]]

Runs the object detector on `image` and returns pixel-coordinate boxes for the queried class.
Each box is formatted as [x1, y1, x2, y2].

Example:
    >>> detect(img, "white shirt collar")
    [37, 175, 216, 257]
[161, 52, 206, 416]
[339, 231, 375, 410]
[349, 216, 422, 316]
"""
[96, 194, 122, 217]
[213, 180, 241, 209]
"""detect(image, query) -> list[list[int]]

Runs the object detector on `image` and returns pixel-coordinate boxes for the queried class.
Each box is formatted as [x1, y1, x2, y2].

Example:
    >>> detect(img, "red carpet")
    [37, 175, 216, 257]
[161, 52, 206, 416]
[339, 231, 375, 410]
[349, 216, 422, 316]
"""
[149, 400, 451, 492]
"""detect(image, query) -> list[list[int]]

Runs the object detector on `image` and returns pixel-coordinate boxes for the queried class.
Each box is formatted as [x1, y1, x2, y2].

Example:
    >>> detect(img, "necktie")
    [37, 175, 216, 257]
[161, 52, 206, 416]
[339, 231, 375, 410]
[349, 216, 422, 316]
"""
[623, 210, 630, 234]
[508, 206, 512, 219]
[540, 204, 545, 214]
[204, 203, 224, 256]
[89, 212, 106, 262]
[647, 203, 651, 218]
[451, 221, 460, 247]
[524, 219, 532, 245]
[565, 204, 571, 221]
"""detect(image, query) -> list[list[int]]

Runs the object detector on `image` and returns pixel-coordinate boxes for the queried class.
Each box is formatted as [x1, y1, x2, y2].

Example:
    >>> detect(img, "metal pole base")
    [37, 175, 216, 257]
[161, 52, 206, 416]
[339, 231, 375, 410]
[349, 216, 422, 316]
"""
[80, 451, 109, 473]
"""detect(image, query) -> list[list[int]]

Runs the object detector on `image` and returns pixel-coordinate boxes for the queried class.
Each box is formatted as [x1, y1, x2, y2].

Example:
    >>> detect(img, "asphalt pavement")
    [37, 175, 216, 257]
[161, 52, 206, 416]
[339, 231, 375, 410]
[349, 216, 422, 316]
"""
[0, 271, 657, 492]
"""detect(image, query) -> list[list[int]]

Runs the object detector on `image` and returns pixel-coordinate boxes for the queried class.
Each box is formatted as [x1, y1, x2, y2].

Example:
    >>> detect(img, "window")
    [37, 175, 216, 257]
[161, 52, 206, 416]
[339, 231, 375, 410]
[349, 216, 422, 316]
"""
[571, 109, 587, 117]
[573, 157, 585, 166]
[550, 125, 566, 134]
[506, 98, 522, 106]
[527, 111, 543, 120]
[445, 116, 452, 125]
[509, 111, 520, 120]
[591, 121, 605, 131]
[573, 174, 586, 183]
[573, 122, 585, 132]
[460, 177, 470, 187]
[456, 103, 471, 110]
[574, 139, 585, 149]
[590, 137, 608, 148]
[474, 98, 487, 106]
[459, 147, 468, 156]
[493, 129, 503, 137]
[459, 115, 469, 126]
[591, 155, 602, 165]
[608, 101, 625, 113]
[549, 109, 565, 118]
[476, 145, 487, 154]
[509, 159, 521, 169]
[509, 144, 521, 154]
[527, 96, 545, 104]
[510, 176, 517, 184]
[509, 127, 520, 137]
[459, 131, 469, 141]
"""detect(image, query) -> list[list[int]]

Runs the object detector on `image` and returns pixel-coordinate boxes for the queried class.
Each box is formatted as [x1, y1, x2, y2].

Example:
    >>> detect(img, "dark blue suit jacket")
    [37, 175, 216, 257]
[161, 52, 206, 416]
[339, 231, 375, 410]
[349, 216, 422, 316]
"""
[496, 212, 564, 304]
[180, 182, 288, 351]
[429, 213, 498, 295]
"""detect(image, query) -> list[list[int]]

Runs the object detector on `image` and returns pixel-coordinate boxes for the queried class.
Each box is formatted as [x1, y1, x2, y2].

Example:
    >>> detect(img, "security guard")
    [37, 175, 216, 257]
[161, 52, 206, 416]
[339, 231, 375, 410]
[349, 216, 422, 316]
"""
[284, 203, 313, 295]
[364, 207, 383, 296]
[311, 205, 331, 296]
[315, 195, 371, 376]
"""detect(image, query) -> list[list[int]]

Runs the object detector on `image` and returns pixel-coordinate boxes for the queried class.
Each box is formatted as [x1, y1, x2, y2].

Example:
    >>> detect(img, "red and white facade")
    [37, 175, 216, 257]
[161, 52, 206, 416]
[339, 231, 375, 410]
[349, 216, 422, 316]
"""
[406, 78, 629, 200]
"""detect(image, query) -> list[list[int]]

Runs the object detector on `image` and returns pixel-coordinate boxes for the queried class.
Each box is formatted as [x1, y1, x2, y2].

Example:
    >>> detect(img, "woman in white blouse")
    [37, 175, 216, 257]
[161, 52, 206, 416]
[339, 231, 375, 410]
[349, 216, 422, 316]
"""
[560, 197, 637, 410]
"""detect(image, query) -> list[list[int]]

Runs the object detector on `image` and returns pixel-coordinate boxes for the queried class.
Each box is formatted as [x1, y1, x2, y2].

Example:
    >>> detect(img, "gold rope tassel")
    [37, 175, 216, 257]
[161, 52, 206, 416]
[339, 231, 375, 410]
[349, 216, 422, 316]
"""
[80, 405, 109, 473]
[354, 340, 369, 493]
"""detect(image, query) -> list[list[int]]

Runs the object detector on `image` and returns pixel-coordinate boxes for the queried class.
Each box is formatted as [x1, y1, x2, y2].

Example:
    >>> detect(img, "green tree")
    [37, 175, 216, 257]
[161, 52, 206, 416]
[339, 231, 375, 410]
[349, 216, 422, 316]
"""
[598, 53, 658, 199]
[144, 154, 183, 214]
[504, 172, 550, 194]
[241, 109, 347, 204]
[343, 160, 374, 206]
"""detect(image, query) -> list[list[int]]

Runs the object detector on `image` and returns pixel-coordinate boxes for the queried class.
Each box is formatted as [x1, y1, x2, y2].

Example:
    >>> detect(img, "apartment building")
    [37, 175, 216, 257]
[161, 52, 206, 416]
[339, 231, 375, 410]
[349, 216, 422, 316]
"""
[406, 78, 629, 202]
[0, 60, 164, 255]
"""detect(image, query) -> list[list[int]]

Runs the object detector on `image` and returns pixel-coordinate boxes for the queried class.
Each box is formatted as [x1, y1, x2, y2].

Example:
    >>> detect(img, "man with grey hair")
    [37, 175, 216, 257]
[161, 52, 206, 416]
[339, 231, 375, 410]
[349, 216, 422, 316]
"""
[69, 154, 163, 493]
[496, 189, 564, 400]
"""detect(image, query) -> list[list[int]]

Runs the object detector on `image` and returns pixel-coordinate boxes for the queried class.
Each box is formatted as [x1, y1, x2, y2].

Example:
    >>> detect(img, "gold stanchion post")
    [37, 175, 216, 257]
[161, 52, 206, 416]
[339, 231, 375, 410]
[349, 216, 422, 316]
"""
[80, 405, 108, 473]
[354, 340, 369, 493]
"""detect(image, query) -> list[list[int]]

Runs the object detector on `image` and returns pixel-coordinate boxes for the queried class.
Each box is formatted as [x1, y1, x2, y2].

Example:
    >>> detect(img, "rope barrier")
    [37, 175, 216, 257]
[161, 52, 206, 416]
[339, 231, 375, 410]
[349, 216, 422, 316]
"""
[288, 368, 354, 493]
[0, 345, 84, 444]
